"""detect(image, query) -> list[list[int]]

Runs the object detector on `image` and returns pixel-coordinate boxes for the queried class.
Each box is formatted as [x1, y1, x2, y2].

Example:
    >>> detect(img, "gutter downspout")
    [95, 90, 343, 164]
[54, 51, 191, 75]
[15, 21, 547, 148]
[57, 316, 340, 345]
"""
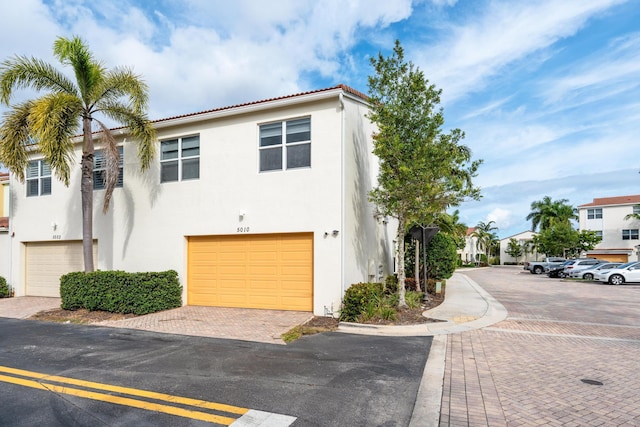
[7, 175, 13, 295]
[339, 92, 346, 306]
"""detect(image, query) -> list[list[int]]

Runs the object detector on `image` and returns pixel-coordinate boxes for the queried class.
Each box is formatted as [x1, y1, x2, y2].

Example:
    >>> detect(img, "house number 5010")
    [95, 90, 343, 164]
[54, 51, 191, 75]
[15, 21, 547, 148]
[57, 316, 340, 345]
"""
[237, 227, 250, 233]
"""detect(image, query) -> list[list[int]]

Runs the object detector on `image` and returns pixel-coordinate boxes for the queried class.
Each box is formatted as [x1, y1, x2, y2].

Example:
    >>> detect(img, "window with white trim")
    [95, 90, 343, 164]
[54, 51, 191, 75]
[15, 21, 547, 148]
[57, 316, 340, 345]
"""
[26, 160, 51, 197]
[259, 117, 310, 172]
[587, 208, 602, 219]
[160, 135, 200, 182]
[594, 230, 603, 238]
[93, 146, 123, 190]
[633, 205, 640, 215]
[622, 229, 639, 240]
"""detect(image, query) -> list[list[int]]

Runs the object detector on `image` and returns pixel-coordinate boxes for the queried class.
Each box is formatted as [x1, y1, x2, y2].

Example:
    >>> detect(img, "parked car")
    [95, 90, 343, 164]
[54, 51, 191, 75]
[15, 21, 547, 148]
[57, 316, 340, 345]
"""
[546, 260, 574, 278]
[562, 258, 606, 278]
[524, 257, 566, 275]
[571, 262, 622, 280]
[594, 261, 640, 285]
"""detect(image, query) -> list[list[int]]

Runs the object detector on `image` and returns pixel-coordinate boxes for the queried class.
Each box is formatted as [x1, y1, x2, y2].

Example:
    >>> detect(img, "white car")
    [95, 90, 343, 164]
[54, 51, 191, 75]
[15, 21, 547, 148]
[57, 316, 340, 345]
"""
[595, 262, 640, 285]
[572, 262, 622, 280]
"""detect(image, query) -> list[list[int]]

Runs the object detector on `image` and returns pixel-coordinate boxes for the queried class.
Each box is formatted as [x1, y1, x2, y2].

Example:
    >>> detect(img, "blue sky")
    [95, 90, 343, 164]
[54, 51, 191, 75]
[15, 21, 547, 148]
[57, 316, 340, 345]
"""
[1, 0, 639, 238]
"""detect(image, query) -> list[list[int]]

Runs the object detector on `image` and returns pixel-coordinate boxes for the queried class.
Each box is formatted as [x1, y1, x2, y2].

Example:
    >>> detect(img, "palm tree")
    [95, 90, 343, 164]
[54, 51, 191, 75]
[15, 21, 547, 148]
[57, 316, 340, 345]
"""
[526, 196, 577, 232]
[0, 36, 155, 271]
[471, 220, 498, 263]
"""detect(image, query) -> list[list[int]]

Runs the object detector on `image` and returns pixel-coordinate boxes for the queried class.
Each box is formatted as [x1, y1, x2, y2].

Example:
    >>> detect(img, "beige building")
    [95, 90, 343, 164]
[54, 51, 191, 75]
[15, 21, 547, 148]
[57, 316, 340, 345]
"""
[578, 195, 640, 262]
[499, 230, 537, 265]
[5, 85, 397, 315]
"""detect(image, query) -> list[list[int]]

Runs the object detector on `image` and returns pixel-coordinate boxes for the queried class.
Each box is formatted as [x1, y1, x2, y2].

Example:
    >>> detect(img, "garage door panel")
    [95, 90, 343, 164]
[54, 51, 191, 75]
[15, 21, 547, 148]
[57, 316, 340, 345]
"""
[188, 233, 313, 311]
[25, 241, 96, 297]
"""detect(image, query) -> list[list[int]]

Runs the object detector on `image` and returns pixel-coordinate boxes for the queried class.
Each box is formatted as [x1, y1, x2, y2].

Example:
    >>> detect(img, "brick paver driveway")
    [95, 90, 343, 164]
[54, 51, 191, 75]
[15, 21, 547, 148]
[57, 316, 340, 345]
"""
[440, 266, 640, 426]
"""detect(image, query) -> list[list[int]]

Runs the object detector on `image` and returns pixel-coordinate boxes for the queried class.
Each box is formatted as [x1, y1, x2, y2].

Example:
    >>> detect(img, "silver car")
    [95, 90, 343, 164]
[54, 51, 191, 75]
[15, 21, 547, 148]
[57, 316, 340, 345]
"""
[571, 262, 622, 280]
[563, 258, 606, 278]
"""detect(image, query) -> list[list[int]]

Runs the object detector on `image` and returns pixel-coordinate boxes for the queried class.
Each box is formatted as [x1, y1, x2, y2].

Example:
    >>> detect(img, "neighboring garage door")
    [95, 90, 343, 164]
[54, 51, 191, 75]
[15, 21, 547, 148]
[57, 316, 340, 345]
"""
[592, 253, 629, 263]
[25, 241, 96, 297]
[188, 233, 313, 311]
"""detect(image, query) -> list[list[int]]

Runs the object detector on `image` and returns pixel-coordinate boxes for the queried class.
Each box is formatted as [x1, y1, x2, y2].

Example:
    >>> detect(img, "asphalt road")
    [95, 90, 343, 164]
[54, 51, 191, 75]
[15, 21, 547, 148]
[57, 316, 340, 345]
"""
[0, 318, 431, 426]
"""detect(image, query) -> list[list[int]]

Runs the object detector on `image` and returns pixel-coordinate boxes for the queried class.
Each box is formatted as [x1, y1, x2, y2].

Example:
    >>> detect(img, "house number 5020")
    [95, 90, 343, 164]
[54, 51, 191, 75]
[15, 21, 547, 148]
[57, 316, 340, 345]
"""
[237, 227, 250, 233]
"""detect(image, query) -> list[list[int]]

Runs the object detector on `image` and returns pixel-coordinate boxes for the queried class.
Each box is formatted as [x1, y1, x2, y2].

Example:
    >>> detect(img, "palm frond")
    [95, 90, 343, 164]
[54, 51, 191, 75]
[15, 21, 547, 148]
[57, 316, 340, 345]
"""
[0, 56, 78, 104]
[29, 93, 83, 186]
[0, 101, 33, 181]
[94, 119, 120, 213]
[97, 67, 149, 112]
[53, 36, 104, 104]
[97, 100, 156, 169]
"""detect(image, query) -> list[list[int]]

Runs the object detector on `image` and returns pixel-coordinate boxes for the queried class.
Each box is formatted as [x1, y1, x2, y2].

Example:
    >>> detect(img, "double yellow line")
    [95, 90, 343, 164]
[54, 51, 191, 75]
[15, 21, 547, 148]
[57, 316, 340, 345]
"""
[0, 365, 248, 424]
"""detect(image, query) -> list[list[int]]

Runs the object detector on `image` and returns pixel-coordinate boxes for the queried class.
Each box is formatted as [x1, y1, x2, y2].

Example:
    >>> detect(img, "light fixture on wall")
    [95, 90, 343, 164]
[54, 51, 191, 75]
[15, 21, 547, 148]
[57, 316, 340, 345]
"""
[239, 209, 246, 220]
[51, 222, 57, 231]
[332, 230, 339, 236]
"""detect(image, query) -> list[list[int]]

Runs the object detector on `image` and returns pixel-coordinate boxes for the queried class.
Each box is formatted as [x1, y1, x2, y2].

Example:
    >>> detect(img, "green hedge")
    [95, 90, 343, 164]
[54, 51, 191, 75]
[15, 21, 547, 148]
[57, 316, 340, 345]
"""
[60, 270, 182, 315]
[0, 276, 9, 298]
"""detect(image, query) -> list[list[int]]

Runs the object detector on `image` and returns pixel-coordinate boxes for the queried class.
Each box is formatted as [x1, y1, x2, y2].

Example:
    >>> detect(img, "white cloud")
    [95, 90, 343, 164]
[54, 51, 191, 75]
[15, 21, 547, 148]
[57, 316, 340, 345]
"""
[411, 0, 627, 102]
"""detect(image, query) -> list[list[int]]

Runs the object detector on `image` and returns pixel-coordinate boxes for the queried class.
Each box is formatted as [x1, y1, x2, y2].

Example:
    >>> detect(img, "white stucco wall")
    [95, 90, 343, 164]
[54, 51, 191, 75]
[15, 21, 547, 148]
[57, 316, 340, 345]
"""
[341, 95, 396, 296]
[8, 88, 395, 315]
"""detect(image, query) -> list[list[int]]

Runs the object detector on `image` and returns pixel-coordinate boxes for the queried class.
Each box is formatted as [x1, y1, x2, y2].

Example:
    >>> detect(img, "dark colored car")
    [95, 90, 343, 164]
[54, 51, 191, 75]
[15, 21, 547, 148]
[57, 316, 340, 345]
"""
[546, 260, 574, 278]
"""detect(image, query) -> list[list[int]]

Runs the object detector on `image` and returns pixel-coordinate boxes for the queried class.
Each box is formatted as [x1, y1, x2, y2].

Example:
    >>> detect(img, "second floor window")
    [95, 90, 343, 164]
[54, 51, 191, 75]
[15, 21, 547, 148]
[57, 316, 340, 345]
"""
[587, 208, 602, 219]
[259, 117, 311, 172]
[26, 160, 51, 197]
[94, 146, 123, 190]
[622, 229, 639, 240]
[161, 135, 200, 182]
[633, 205, 640, 215]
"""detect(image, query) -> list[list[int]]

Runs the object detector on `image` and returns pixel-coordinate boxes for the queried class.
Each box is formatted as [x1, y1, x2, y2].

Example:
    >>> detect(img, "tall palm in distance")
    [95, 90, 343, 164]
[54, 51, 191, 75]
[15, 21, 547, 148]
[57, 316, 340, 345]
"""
[0, 36, 156, 271]
[471, 220, 498, 263]
[526, 196, 578, 232]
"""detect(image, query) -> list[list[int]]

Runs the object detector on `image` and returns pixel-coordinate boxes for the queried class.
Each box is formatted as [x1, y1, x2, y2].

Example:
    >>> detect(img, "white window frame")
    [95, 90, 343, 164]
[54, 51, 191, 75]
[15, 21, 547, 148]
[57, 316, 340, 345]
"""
[633, 205, 640, 215]
[622, 229, 639, 240]
[93, 146, 123, 190]
[587, 208, 602, 219]
[160, 135, 200, 183]
[259, 117, 311, 172]
[26, 159, 51, 197]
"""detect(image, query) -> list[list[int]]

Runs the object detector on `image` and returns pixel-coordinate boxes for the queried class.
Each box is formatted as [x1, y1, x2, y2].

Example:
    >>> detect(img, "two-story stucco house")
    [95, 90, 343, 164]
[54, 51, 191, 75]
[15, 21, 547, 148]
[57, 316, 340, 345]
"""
[578, 195, 640, 262]
[5, 85, 397, 316]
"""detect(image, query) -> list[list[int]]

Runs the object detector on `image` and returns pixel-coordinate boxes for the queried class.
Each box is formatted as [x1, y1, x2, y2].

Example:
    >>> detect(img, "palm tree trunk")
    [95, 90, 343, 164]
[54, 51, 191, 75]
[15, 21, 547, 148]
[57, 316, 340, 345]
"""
[81, 116, 95, 272]
[396, 212, 407, 308]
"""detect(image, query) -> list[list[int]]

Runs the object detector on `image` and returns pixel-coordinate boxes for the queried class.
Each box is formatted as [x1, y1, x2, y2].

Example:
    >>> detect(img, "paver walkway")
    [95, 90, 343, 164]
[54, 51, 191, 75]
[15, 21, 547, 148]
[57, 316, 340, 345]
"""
[439, 267, 640, 426]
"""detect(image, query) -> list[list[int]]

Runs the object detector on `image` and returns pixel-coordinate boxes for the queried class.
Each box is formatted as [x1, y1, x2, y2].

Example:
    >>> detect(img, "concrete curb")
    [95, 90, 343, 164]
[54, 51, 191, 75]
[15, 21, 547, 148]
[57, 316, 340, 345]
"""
[409, 334, 447, 427]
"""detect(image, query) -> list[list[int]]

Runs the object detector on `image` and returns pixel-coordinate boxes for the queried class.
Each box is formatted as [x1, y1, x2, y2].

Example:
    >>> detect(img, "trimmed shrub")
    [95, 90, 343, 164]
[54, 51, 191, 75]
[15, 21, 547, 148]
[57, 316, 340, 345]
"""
[0, 276, 9, 298]
[60, 270, 182, 315]
[425, 233, 458, 280]
[340, 282, 383, 322]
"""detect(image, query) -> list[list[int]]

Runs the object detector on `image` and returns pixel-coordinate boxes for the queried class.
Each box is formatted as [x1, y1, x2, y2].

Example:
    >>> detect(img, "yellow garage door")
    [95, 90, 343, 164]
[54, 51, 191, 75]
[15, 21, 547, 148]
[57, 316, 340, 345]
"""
[25, 241, 97, 297]
[188, 233, 313, 311]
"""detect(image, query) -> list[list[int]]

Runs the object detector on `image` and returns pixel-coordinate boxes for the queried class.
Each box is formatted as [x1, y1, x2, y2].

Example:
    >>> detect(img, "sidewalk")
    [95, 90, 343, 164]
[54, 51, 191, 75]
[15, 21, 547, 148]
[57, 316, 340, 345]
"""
[338, 271, 507, 427]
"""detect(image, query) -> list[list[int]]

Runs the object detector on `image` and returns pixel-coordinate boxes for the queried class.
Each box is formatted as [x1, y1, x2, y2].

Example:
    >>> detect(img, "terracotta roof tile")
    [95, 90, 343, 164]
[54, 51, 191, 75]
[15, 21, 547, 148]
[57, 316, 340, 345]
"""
[578, 195, 640, 208]
[100, 85, 367, 134]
